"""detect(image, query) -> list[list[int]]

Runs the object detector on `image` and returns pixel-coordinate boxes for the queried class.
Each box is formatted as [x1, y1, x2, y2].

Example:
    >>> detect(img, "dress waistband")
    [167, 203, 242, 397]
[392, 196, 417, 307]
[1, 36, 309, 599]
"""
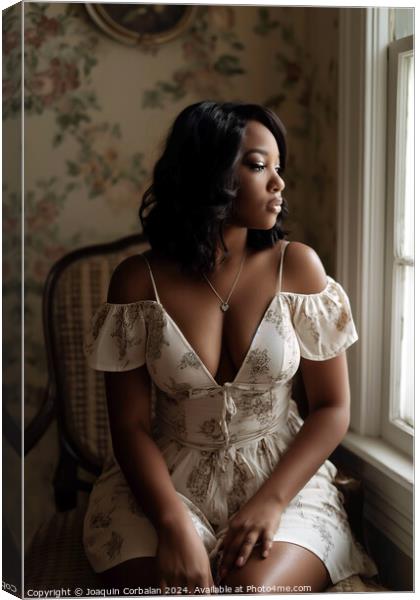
[155, 381, 291, 453]
[158, 412, 286, 452]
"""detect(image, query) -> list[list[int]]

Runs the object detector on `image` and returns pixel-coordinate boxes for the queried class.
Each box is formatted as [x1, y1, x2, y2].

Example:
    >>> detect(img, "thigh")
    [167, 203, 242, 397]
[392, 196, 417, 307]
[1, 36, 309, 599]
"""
[220, 541, 332, 593]
[99, 557, 158, 591]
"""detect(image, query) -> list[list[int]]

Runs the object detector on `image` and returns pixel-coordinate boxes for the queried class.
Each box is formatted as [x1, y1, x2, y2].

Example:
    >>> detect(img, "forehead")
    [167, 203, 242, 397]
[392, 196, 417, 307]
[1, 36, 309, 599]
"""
[241, 120, 279, 154]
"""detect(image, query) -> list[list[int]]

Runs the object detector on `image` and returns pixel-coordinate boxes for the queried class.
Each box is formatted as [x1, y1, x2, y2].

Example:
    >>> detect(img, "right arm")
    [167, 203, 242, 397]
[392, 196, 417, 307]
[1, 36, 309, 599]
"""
[103, 256, 214, 591]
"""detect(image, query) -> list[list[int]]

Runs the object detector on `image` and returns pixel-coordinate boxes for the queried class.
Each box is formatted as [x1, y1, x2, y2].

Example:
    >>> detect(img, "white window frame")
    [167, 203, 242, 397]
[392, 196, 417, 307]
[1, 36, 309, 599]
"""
[337, 8, 413, 559]
[382, 33, 414, 456]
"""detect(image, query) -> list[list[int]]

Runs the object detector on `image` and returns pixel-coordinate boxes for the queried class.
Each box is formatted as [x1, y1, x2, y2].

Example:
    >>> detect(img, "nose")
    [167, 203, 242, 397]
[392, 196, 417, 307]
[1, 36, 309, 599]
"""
[269, 171, 285, 193]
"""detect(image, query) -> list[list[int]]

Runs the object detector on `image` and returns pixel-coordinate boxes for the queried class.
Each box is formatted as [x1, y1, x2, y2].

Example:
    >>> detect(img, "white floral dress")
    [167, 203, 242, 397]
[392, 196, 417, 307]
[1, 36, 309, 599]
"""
[82, 241, 378, 585]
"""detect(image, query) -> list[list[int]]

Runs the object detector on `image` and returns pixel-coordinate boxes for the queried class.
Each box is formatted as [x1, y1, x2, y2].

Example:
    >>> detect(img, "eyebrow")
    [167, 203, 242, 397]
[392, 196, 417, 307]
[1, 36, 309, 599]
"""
[243, 148, 280, 160]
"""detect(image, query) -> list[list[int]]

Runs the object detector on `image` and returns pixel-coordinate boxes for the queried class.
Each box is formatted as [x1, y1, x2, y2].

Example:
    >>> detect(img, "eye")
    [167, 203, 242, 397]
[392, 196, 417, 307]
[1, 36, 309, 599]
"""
[249, 163, 283, 174]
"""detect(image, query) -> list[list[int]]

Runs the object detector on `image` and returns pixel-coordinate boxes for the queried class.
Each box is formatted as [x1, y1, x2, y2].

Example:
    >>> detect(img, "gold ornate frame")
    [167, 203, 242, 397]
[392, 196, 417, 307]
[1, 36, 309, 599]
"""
[85, 4, 197, 46]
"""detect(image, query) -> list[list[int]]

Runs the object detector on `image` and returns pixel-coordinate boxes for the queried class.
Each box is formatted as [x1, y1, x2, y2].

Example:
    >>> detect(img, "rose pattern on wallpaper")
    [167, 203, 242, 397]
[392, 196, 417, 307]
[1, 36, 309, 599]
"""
[143, 6, 245, 107]
[22, 3, 99, 146]
[3, 6, 22, 120]
[2, 2, 339, 549]
[66, 122, 148, 205]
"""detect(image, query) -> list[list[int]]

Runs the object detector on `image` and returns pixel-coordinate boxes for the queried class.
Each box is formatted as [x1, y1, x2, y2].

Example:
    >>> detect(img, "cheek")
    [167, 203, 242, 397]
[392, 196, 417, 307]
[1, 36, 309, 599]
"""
[233, 191, 258, 218]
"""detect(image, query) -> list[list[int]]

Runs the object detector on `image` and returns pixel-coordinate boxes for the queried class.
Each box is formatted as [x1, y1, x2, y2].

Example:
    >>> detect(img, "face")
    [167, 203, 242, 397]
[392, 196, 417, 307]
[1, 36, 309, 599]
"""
[229, 120, 285, 229]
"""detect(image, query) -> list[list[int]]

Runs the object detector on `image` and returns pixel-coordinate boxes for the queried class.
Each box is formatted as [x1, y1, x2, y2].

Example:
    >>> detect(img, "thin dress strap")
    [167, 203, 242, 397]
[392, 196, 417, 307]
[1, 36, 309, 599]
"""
[140, 254, 161, 304]
[277, 240, 290, 293]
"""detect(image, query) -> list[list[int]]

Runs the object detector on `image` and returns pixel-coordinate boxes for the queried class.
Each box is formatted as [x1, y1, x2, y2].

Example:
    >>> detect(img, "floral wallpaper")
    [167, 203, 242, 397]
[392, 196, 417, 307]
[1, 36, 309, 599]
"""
[3, 2, 339, 549]
[3, 2, 23, 576]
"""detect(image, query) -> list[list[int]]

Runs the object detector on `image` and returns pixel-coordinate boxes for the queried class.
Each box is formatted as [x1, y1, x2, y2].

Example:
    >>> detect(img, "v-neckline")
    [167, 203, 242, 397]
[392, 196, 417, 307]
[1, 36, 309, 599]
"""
[157, 294, 279, 388]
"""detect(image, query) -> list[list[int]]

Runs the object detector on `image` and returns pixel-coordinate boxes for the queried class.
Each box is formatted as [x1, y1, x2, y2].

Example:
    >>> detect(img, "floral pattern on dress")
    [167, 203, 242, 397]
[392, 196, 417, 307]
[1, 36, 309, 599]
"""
[301, 314, 321, 345]
[227, 457, 253, 518]
[244, 348, 271, 381]
[186, 454, 214, 506]
[178, 351, 202, 370]
[110, 304, 146, 363]
[309, 514, 335, 562]
[335, 306, 351, 332]
[90, 304, 111, 341]
[147, 305, 170, 361]
[165, 376, 193, 400]
[256, 436, 281, 470]
[239, 391, 272, 426]
[89, 507, 114, 529]
[321, 292, 351, 331]
[198, 418, 223, 440]
[264, 307, 289, 337]
[168, 404, 187, 439]
[287, 493, 305, 519]
[320, 499, 352, 535]
[288, 276, 359, 360]
[102, 531, 124, 561]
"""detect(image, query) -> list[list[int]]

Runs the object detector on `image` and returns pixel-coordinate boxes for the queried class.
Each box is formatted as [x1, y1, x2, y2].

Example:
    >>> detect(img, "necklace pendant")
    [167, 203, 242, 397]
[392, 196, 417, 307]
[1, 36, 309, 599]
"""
[220, 302, 229, 312]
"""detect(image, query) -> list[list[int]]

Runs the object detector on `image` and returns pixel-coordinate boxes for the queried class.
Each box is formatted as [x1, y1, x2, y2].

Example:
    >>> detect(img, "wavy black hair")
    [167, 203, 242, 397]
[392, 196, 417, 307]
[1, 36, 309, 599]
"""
[139, 100, 290, 276]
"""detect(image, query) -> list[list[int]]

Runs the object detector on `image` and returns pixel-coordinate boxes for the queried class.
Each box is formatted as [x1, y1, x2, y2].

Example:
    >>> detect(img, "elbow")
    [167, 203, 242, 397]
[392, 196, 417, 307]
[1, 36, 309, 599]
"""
[315, 401, 350, 439]
[110, 420, 152, 449]
[335, 404, 351, 440]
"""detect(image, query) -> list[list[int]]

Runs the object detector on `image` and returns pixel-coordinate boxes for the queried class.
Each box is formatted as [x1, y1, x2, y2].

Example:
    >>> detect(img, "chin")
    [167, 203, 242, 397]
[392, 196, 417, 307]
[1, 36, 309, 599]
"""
[234, 212, 279, 230]
[255, 216, 279, 230]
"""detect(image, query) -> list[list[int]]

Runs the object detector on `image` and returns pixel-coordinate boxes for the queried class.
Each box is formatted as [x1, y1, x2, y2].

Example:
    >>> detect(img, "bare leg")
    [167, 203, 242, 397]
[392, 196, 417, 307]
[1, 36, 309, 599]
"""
[99, 557, 158, 591]
[220, 541, 332, 594]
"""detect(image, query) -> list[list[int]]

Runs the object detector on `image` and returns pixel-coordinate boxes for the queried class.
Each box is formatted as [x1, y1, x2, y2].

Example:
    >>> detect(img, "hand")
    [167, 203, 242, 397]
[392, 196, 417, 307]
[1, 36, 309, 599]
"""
[156, 515, 215, 594]
[218, 493, 284, 580]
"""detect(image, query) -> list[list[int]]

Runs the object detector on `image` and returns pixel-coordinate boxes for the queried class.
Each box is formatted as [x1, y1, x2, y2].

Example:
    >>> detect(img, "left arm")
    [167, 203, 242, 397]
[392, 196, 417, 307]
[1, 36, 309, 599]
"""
[257, 352, 351, 509]
[218, 243, 352, 577]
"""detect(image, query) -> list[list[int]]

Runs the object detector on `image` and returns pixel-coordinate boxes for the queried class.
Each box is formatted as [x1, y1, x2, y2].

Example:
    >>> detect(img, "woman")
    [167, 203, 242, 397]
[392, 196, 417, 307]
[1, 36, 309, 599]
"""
[83, 101, 378, 594]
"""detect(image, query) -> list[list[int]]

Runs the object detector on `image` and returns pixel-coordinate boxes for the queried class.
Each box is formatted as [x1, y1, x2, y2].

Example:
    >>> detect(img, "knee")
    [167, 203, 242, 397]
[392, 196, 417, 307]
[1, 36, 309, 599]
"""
[221, 569, 316, 594]
[99, 557, 158, 590]
[221, 568, 269, 591]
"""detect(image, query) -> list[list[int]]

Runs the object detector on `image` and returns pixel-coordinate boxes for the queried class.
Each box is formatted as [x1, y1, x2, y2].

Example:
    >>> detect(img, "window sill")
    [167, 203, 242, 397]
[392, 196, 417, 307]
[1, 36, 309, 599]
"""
[341, 431, 413, 489]
[339, 431, 413, 558]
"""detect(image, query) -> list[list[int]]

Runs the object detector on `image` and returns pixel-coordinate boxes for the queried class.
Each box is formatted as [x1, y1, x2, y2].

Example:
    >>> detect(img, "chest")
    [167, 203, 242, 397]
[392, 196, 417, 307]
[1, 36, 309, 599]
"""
[144, 244, 294, 387]
[144, 291, 300, 391]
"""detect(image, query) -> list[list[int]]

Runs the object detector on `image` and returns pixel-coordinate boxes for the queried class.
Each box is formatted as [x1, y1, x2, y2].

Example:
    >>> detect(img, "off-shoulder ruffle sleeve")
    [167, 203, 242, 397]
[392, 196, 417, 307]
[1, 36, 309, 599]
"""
[83, 302, 147, 372]
[289, 276, 358, 361]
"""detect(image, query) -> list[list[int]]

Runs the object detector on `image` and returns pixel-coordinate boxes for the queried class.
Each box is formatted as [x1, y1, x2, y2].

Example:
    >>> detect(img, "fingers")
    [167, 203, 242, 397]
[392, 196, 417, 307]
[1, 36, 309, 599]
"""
[219, 527, 259, 576]
[261, 530, 274, 558]
[235, 530, 261, 567]
[219, 527, 275, 578]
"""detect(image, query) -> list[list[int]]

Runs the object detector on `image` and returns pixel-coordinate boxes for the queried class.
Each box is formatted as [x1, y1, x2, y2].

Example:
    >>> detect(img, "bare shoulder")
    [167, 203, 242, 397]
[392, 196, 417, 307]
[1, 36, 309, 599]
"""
[282, 240, 328, 294]
[107, 251, 154, 304]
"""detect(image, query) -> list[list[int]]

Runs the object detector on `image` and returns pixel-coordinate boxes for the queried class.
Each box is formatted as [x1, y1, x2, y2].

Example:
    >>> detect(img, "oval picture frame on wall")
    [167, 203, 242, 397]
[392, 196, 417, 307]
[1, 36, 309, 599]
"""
[85, 3, 198, 46]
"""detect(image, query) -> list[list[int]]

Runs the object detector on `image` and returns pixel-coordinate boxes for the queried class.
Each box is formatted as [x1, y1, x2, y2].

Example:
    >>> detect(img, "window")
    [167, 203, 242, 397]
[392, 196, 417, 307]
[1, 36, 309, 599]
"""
[337, 8, 413, 559]
[383, 34, 414, 456]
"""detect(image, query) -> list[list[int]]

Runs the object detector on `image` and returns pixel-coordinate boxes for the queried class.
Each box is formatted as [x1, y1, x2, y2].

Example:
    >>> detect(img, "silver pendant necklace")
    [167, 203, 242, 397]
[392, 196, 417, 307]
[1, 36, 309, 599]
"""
[201, 251, 247, 312]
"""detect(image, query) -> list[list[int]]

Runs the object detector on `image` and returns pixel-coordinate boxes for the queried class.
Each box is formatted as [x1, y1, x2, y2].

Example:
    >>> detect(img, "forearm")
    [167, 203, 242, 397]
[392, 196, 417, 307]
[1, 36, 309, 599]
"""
[112, 427, 191, 531]
[257, 405, 349, 508]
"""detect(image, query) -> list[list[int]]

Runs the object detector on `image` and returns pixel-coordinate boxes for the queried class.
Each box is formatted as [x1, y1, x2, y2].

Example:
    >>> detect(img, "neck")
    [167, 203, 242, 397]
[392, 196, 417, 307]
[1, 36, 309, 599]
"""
[214, 225, 248, 268]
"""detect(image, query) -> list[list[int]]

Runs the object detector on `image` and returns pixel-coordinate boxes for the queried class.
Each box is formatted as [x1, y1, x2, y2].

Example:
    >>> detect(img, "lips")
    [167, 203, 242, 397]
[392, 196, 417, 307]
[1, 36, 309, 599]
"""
[267, 198, 283, 211]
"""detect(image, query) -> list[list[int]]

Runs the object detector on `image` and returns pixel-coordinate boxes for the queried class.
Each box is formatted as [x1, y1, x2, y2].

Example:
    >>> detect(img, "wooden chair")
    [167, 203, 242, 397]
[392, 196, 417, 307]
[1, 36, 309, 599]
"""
[24, 233, 386, 594]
